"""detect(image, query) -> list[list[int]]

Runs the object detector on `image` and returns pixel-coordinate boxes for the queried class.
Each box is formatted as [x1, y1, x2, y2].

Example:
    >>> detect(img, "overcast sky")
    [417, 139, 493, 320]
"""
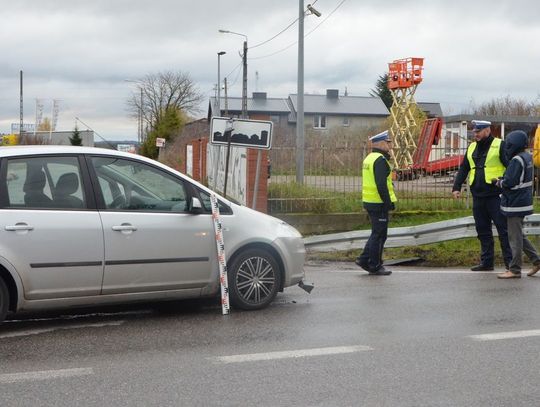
[1, 0, 539, 141]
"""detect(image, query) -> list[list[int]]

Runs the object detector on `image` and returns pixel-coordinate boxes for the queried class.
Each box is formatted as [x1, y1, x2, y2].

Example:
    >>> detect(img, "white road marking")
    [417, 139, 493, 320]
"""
[468, 329, 540, 341]
[213, 345, 373, 364]
[0, 368, 94, 384]
[0, 320, 125, 339]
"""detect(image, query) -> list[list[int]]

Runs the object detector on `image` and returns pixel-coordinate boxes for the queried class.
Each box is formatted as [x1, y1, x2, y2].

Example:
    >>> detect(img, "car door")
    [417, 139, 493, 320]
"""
[88, 155, 215, 295]
[0, 155, 104, 300]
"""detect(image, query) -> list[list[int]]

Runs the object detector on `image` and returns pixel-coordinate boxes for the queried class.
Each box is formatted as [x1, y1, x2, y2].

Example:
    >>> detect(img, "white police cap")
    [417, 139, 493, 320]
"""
[471, 120, 491, 131]
[369, 130, 391, 143]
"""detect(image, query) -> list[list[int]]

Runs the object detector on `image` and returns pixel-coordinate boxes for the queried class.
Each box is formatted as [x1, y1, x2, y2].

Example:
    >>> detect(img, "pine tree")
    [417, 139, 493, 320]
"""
[69, 125, 83, 146]
[370, 73, 393, 109]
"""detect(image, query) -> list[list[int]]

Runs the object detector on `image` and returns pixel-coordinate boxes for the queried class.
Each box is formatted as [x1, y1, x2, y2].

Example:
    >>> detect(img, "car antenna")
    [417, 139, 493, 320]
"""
[75, 117, 117, 149]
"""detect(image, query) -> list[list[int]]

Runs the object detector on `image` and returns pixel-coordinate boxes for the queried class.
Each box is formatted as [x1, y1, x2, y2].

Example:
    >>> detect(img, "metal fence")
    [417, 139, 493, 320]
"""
[268, 143, 540, 213]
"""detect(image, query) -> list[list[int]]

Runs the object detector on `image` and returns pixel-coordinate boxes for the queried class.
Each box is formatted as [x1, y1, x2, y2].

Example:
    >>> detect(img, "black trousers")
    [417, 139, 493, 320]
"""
[359, 208, 389, 271]
[472, 195, 512, 267]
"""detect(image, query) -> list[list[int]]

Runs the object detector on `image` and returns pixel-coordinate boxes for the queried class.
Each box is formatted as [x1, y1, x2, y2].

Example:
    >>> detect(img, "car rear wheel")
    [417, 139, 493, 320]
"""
[228, 249, 282, 310]
[0, 277, 9, 323]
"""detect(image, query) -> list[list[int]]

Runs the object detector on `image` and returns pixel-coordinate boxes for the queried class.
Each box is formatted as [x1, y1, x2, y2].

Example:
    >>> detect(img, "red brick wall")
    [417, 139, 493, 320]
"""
[187, 136, 268, 213]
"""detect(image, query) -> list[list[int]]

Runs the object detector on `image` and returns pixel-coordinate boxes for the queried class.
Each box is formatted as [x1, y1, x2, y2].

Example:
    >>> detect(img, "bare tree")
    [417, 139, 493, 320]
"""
[127, 70, 203, 135]
[471, 95, 540, 117]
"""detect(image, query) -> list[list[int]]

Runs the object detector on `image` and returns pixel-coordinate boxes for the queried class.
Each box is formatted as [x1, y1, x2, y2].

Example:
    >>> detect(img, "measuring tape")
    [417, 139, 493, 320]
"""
[210, 193, 230, 315]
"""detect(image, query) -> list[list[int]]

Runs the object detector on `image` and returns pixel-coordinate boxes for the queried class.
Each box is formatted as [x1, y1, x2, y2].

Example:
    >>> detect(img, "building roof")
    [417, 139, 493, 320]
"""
[288, 94, 389, 116]
[209, 96, 290, 114]
[209, 92, 390, 119]
[417, 102, 443, 118]
[444, 114, 540, 124]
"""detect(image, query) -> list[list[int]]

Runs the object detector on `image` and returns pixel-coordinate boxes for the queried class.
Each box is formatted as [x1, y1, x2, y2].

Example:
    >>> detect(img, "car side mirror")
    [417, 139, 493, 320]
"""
[190, 197, 203, 214]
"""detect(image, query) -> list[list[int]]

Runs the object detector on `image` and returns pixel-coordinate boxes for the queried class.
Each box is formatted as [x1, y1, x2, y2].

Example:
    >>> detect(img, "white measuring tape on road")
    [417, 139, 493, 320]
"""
[210, 193, 230, 315]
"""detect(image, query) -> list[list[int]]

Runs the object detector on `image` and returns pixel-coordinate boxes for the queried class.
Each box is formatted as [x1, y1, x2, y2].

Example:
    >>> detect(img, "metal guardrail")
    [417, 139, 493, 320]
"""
[304, 214, 540, 252]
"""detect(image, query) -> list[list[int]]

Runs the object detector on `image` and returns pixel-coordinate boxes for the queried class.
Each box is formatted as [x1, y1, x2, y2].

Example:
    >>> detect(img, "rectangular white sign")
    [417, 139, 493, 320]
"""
[210, 117, 272, 150]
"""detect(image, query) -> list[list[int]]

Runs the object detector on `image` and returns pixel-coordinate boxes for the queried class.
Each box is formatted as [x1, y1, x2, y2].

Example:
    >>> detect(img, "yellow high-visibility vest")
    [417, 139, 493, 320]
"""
[533, 125, 540, 167]
[466, 138, 504, 184]
[362, 152, 397, 203]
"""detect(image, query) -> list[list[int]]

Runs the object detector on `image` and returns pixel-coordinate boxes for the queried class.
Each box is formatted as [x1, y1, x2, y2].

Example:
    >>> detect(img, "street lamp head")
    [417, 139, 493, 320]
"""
[307, 4, 322, 17]
[218, 51, 226, 56]
[219, 29, 247, 41]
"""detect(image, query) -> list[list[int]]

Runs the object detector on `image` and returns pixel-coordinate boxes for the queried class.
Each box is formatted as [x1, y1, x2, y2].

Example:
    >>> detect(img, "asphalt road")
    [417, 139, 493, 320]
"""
[1, 262, 540, 406]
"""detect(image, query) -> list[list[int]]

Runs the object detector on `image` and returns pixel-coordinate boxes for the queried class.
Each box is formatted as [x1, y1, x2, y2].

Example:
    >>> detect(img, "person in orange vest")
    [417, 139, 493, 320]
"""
[356, 130, 396, 275]
[452, 120, 512, 271]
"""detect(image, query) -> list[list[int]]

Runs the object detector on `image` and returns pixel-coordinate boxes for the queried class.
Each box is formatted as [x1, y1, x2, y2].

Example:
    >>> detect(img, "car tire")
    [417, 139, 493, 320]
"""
[228, 249, 282, 310]
[0, 277, 9, 324]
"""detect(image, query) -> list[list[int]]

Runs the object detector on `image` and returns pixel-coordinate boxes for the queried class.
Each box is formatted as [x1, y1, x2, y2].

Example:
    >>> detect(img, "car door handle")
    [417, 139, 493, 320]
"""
[112, 224, 137, 232]
[5, 224, 34, 231]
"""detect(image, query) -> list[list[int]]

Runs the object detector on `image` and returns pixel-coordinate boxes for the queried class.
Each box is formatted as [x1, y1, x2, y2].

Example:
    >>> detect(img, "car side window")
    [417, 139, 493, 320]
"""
[197, 188, 232, 215]
[90, 156, 188, 212]
[5, 156, 86, 210]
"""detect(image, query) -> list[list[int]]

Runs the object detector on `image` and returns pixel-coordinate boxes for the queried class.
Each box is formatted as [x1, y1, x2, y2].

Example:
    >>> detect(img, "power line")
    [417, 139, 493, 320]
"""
[249, 18, 298, 50]
[248, 0, 320, 50]
[249, 0, 347, 61]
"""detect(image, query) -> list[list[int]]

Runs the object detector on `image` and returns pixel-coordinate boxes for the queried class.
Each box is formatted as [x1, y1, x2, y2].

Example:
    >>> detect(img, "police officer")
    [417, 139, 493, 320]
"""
[356, 130, 396, 275]
[495, 130, 540, 279]
[452, 120, 512, 270]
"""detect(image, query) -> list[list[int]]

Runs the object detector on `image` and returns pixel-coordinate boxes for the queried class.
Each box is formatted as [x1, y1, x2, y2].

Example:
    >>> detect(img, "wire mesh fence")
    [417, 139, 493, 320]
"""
[268, 143, 540, 214]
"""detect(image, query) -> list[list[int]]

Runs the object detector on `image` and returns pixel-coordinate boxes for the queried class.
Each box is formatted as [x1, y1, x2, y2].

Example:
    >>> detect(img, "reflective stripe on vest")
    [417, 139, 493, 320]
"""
[466, 138, 504, 184]
[509, 155, 533, 190]
[362, 152, 397, 203]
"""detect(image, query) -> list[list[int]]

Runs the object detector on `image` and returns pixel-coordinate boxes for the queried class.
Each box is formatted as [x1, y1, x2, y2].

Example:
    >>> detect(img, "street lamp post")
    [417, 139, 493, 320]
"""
[125, 79, 143, 143]
[219, 29, 249, 198]
[217, 51, 226, 115]
[296, 2, 321, 184]
[218, 29, 248, 118]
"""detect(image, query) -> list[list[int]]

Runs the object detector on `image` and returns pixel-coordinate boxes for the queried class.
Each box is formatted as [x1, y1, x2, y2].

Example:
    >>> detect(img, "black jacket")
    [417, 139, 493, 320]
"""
[500, 151, 534, 217]
[363, 148, 395, 212]
[452, 135, 508, 198]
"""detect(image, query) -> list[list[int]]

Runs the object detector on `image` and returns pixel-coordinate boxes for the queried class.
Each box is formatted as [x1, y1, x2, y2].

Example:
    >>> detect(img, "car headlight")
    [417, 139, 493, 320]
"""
[276, 221, 302, 238]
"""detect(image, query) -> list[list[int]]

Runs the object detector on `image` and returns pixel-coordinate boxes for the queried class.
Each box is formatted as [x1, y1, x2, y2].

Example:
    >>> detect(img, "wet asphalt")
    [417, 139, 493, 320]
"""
[1, 262, 540, 406]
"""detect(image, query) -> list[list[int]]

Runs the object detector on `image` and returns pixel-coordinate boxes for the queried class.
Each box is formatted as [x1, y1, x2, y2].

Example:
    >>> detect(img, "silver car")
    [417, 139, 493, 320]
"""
[0, 146, 306, 323]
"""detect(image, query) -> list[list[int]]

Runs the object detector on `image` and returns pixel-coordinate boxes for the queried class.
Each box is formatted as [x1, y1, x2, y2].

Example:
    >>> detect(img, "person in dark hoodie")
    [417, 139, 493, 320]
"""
[494, 130, 540, 279]
[452, 120, 512, 271]
[356, 130, 396, 276]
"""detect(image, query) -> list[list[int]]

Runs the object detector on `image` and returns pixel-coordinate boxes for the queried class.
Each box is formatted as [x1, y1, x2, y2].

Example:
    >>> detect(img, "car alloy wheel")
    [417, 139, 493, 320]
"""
[228, 249, 282, 310]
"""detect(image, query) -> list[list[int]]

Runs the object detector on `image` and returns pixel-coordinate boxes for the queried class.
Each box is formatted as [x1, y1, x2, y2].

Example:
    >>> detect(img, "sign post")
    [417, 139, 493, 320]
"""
[210, 117, 273, 208]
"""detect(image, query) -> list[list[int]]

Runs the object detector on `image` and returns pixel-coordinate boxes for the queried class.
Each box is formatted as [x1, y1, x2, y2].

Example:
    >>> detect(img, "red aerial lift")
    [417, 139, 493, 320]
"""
[410, 117, 463, 176]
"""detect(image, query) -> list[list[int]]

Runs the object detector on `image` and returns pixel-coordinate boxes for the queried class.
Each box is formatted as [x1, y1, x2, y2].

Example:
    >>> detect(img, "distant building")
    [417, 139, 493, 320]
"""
[209, 89, 390, 136]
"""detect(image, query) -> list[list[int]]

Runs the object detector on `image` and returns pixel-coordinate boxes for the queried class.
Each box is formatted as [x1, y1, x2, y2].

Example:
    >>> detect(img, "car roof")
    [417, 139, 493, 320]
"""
[0, 145, 129, 158]
[0, 145, 235, 206]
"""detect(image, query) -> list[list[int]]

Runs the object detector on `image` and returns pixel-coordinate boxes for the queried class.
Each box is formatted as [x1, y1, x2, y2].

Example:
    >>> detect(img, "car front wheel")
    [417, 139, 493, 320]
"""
[228, 249, 282, 310]
[0, 277, 9, 324]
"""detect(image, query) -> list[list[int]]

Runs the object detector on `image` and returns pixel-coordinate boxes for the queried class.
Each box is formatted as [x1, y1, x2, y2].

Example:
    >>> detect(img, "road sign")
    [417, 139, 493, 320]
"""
[210, 117, 272, 150]
[155, 137, 166, 147]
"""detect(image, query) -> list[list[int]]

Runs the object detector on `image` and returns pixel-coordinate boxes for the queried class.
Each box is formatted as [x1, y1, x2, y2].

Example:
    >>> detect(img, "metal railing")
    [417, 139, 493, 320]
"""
[304, 214, 540, 252]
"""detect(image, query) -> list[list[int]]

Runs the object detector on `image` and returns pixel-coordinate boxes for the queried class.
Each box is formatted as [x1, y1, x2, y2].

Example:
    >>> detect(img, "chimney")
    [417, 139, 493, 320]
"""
[252, 92, 267, 100]
[326, 89, 339, 99]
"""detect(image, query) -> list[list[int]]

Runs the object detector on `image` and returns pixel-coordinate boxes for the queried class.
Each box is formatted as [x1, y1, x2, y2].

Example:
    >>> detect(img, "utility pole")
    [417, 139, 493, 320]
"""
[241, 40, 248, 119]
[296, 0, 305, 184]
[19, 70, 24, 140]
[296, 2, 321, 184]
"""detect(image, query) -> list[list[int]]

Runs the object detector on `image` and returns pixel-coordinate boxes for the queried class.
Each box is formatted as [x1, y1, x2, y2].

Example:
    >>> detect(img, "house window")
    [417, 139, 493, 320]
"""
[343, 117, 350, 127]
[313, 115, 326, 129]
